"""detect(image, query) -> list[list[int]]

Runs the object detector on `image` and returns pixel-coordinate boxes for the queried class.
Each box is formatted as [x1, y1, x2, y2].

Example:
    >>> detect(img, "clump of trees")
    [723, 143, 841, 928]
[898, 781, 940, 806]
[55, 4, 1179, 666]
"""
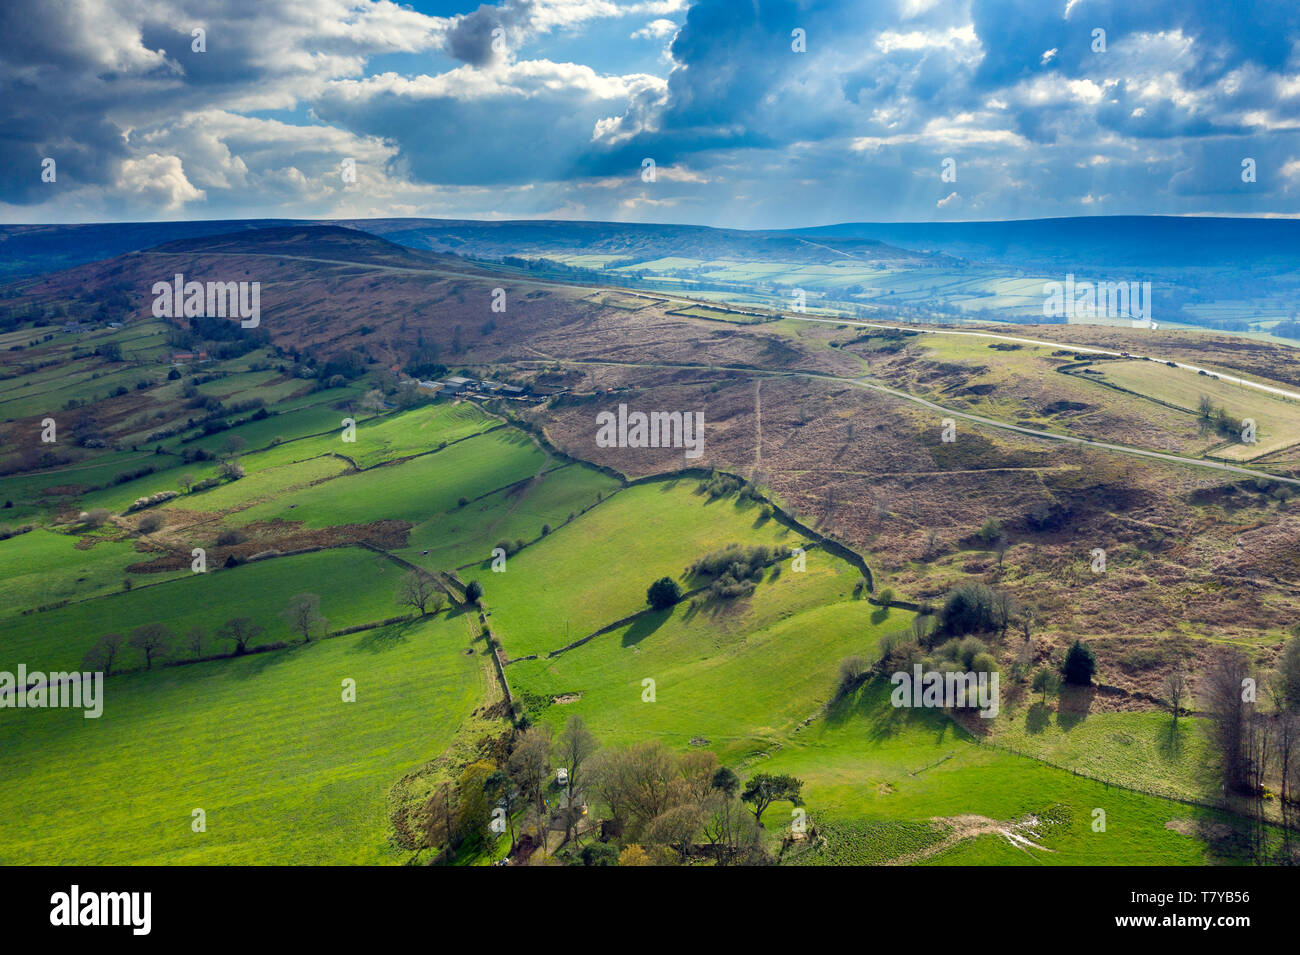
[423, 715, 798, 866]
[688, 543, 786, 600]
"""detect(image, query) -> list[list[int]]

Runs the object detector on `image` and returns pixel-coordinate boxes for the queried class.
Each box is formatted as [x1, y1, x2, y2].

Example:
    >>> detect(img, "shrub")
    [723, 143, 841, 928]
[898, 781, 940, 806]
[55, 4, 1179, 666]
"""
[976, 518, 1002, 547]
[136, 512, 163, 534]
[939, 583, 998, 635]
[877, 586, 895, 607]
[465, 580, 483, 604]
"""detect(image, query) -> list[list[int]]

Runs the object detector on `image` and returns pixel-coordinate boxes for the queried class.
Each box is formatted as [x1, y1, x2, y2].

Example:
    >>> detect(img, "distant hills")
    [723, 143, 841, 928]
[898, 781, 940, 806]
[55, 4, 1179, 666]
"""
[4, 214, 1299, 280]
[793, 216, 1300, 270]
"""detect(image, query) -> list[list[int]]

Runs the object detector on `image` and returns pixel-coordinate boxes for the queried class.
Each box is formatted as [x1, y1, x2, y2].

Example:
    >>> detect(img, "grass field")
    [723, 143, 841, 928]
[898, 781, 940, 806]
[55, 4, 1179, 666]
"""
[0, 613, 482, 864]
[483, 478, 810, 658]
[766, 682, 1253, 865]
[0, 546, 412, 673]
[232, 429, 546, 530]
[0, 528, 188, 617]
[1091, 359, 1300, 459]
[509, 557, 910, 761]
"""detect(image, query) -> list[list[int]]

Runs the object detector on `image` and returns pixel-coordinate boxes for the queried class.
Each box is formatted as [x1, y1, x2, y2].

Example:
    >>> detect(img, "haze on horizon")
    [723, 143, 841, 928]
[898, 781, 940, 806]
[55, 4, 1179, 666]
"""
[2, 0, 1299, 229]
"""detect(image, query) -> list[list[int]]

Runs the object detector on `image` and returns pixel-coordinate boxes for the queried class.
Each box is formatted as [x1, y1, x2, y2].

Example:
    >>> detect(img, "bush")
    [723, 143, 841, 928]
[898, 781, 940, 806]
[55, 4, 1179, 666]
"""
[1062, 640, 1097, 685]
[465, 580, 483, 604]
[837, 655, 867, 693]
[939, 583, 998, 635]
[976, 518, 1002, 547]
[136, 513, 163, 534]
[877, 586, 895, 607]
[215, 529, 244, 547]
[646, 576, 682, 611]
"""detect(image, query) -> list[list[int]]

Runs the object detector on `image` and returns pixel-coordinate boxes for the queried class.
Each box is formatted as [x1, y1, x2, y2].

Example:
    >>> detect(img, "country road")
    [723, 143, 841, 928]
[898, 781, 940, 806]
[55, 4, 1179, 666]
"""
[154, 246, 1300, 486]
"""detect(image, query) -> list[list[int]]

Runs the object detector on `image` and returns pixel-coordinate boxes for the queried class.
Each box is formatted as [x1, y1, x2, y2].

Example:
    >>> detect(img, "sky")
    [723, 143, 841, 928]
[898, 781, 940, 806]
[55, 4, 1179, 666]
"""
[2, 0, 1299, 228]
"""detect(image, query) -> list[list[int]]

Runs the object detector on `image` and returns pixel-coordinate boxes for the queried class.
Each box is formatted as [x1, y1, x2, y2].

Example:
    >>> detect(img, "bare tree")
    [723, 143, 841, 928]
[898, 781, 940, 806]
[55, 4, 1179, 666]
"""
[555, 715, 598, 842]
[129, 623, 174, 670]
[994, 590, 1016, 635]
[1163, 667, 1188, 726]
[185, 626, 205, 657]
[1018, 606, 1036, 644]
[83, 632, 126, 675]
[507, 724, 553, 814]
[283, 593, 327, 642]
[1201, 647, 1251, 796]
[423, 782, 456, 862]
[397, 571, 441, 616]
[216, 617, 265, 656]
[994, 535, 1009, 568]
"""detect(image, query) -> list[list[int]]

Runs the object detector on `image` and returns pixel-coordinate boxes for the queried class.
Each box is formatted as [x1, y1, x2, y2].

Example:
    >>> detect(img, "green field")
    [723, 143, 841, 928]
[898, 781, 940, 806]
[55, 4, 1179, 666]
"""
[0, 546, 412, 673]
[483, 478, 809, 658]
[767, 683, 1252, 866]
[0, 613, 483, 864]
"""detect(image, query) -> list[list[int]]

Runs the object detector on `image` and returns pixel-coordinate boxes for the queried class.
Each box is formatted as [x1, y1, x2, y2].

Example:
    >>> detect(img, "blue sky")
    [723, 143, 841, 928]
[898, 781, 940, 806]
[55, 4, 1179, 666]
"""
[2, 0, 1299, 227]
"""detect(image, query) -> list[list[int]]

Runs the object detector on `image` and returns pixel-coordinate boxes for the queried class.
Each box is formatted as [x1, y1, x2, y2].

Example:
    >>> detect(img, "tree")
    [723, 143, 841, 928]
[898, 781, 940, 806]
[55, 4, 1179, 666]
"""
[283, 593, 327, 642]
[218, 459, 244, 481]
[1163, 667, 1188, 726]
[216, 616, 264, 656]
[83, 632, 126, 675]
[220, 435, 248, 459]
[1032, 667, 1061, 702]
[179, 473, 196, 493]
[1202, 647, 1251, 795]
[423, 782, 456, 862]
[646, 803, 704, 862]
[876, 586, 895, 607]
[1018, 606, 1036, 644]
[185, 626, 204, 657]
[618, 845, 652, 866]
[994, 535, 1009, 568]
[555, 715, 598, 841]
[646, 576, 682, 611]
[837, 655, 867, 695]
[1062, 640, 1097, 685]
[397, 571, 439, 615]
[711, 766, 740, 799]
[129, 623, 174, 669]
[740, 772, 803, 827]
[486, 769, 519, 851]
[508, 724, 553, 813]
[454, 761, 497, 850]
[464, 579, 483, 605]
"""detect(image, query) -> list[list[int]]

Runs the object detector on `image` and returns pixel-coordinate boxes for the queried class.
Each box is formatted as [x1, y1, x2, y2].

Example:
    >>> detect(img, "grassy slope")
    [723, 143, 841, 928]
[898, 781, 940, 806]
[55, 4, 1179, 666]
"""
[485, 478, 812, 658]
[0, 614, 481, 864]
[511, 558, 910, 761]
[767, 683, 1241, 865]
[0, 546, 409, 673]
